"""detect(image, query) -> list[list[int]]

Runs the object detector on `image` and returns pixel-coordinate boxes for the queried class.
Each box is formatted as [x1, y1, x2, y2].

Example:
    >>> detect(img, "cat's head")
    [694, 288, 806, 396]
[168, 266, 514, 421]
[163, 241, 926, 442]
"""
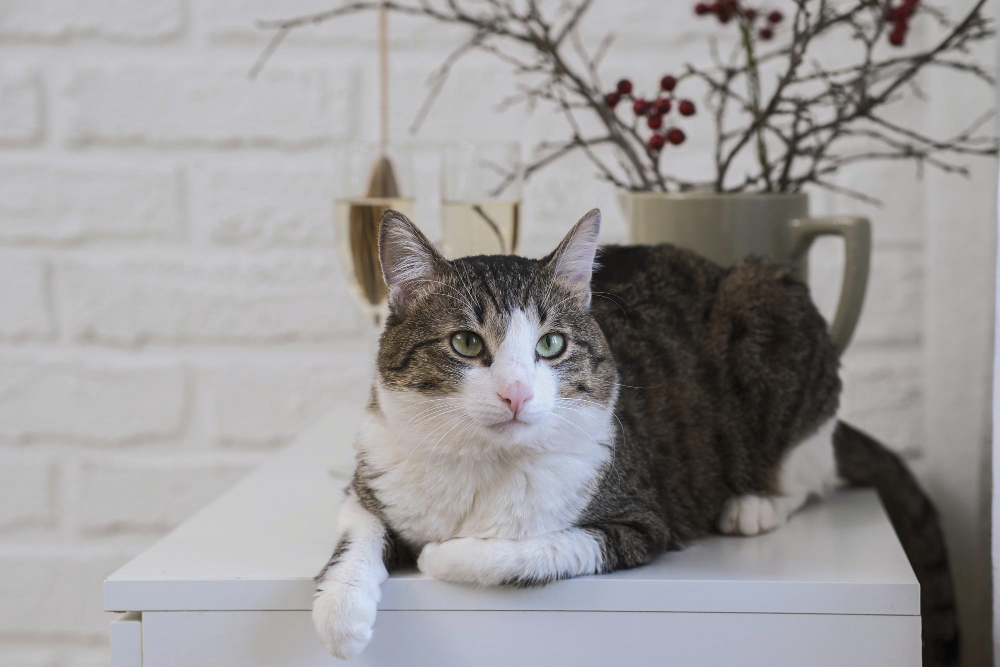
[373, 209, 619, 453]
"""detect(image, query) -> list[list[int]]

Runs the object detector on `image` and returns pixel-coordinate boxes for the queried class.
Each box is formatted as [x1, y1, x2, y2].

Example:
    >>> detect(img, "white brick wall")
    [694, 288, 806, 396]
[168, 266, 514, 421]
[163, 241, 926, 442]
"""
[0, 0, 182, 41]
[200, 356, 367, 447]
[64, 65, 354, 148]
[0, 452, 56, 529]
[0, 162, 182, 242]
[76, 454, 259, 533]
[194, 165, 337, 247]
[0, 257, 53, 340]
[58, 256, 356, 345]
[0, 359, 187, 444]
[0, 0, 992, 663]
[0, 68, 43, 146]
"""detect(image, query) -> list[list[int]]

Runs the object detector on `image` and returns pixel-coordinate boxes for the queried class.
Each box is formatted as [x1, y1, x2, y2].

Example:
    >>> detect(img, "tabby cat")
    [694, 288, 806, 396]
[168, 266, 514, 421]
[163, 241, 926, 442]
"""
[313, 210, 958, 665]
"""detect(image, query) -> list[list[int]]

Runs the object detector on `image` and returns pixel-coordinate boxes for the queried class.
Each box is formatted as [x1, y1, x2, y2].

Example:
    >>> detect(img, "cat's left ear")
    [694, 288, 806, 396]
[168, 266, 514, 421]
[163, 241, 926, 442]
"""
[544, 209, 601, 307]
[379, 210, 449, 317]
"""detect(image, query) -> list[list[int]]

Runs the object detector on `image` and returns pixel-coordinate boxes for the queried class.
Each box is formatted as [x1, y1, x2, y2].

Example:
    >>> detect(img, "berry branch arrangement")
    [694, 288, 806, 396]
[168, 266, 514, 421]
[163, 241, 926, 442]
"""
[254, 0, 997, 200]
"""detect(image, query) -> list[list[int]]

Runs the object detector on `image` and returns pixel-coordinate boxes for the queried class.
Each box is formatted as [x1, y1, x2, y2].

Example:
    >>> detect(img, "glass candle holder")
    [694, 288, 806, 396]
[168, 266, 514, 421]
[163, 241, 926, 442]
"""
[440, 141, 523, 259]
[333, 143, 416, 329]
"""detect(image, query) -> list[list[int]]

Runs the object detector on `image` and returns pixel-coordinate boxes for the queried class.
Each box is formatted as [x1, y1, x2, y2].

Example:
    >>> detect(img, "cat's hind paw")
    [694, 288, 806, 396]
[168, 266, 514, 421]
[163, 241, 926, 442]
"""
[718, 494, 791, 536]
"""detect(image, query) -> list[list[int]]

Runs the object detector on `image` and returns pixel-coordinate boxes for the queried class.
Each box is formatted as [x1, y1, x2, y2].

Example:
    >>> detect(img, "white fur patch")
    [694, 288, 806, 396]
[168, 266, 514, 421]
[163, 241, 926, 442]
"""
[417, 528, 603, 586]
[361, 403, 611, 545]
[777, 415, 840, 500]
[718, 416, 840, 536]
[313, 492, 389, 659]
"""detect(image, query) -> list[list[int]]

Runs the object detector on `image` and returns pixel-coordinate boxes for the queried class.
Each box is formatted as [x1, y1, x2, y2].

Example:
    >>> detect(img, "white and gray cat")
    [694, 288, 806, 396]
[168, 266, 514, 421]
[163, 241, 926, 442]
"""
[313, 210, 957, 664]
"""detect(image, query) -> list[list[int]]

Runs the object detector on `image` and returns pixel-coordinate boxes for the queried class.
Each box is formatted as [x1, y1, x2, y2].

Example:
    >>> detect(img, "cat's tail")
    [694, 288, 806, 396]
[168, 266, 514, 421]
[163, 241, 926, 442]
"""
[833, 420, 960, 667]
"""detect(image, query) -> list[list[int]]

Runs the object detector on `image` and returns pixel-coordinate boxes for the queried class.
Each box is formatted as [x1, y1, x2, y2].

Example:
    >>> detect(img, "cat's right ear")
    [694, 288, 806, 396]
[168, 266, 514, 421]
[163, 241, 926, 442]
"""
[379, 210, 448, 317]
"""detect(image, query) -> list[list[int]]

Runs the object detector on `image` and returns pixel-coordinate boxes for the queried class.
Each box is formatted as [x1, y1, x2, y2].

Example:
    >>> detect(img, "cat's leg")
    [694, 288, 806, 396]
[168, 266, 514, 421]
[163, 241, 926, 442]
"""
[313, 489, 407, 659]
[418, 521, 662, 586]
[719, 416, 840, 536]
[418, 528, 602, 586]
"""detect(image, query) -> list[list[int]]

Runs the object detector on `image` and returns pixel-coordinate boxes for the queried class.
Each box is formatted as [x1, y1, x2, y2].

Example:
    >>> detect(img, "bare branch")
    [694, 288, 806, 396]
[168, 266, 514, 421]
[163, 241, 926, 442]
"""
[251, 0, 998, 197]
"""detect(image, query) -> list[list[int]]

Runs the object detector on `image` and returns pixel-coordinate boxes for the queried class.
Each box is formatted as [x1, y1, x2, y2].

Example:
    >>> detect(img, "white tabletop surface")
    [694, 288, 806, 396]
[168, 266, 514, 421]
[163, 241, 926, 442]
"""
[105, 408, 919, 616]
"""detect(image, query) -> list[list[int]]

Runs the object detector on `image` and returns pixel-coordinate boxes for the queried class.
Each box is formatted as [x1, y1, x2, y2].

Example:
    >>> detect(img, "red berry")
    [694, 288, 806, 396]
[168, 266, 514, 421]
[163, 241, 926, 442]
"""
[759, 26, 774, 39]
[667, 128, 686, 145]
[768, 9, 783, 23]
[605, 92, 621, 108]
[660, 75, 678, 92]
[648, 134, 666, 151]
[616, 79, 633, 95]
[655, 97, 672, 114]
[678, 99, 696, 116]
[709, 2, 722, 11]
[647, 114, 663, 130]
[904, 0, 919, 8]
[745, 6, 758, 19]
[694, 2, 710, 15]
[889, 28, 906, 45]
[632, 98, 650, 115]
[718, 11, 731, 23]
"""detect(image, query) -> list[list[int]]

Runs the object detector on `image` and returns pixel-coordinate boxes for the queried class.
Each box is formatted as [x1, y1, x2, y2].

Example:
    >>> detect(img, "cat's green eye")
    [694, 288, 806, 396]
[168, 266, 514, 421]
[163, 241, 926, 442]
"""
[451, 331, 484, 358]
[536, 333, 566, 359]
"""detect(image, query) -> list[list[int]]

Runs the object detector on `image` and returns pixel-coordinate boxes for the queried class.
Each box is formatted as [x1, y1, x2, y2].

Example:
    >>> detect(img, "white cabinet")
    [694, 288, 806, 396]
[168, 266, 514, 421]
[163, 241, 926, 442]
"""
[105, 413, 920, 666]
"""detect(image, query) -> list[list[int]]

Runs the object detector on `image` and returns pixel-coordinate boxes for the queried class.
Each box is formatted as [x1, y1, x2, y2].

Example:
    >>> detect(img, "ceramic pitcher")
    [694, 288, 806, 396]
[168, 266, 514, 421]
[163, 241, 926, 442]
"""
[619, 191, 870, 354]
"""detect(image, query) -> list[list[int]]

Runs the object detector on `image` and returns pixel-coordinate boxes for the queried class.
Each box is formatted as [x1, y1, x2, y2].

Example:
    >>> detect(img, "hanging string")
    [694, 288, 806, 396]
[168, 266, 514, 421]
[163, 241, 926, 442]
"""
[378, 2, 389, 155]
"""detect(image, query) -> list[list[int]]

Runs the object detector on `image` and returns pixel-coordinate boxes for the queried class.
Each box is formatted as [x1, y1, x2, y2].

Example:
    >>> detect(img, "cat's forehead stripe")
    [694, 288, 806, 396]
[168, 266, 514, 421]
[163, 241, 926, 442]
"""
[453, 257, 556, 333]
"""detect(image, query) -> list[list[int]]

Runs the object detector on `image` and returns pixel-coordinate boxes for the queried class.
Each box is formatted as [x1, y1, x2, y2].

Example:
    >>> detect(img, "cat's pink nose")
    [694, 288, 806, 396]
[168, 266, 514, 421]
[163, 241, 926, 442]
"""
[498, 383, 533, 419]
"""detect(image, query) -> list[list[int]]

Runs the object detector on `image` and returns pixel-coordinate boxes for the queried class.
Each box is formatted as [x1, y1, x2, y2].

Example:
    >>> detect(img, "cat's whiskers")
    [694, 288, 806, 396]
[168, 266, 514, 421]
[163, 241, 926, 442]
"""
[393, 396, 459, 414]
[427, 293, 478, 317]
[546, 293, 580, 311]
[552, 406, 624, 484]
[591, 291, 632, 311]
[586, 377, 665, 391]
[408, 278, 479, 314]
[387, 403, 465, 454]
[452, 266, 484, 312]
[556, 397, 627, 482]
[393, 403, 464, 441]
[390, 398, 460, 433]
[551, 399, 606, 427]
[553, 399, 622, 441]
[392, 410, 469, 485]
[421, 418, 477, 483]
[413, 418, 472, 488]
[549, 410, 623, 486]
[591, 291, 631, 322]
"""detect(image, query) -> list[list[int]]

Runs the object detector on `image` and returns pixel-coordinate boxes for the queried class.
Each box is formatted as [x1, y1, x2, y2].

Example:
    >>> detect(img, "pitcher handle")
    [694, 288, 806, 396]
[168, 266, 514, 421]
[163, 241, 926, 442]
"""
[788, 216, 871, 355]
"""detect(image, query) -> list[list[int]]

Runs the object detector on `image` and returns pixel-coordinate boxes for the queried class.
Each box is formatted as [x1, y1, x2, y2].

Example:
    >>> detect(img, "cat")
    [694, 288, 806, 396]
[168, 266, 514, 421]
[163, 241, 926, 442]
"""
[313, 209, 959, 665]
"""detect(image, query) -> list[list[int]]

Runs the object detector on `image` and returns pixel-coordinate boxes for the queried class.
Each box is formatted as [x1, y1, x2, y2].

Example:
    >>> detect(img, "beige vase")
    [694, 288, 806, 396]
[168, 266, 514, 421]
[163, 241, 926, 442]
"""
[618, 191, 870, 354]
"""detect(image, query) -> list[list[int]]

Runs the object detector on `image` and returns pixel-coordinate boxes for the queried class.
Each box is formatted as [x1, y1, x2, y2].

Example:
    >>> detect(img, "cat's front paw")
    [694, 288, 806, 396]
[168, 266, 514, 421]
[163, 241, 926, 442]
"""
[418, 538, 502, 586]
[312, 581, 379, 659]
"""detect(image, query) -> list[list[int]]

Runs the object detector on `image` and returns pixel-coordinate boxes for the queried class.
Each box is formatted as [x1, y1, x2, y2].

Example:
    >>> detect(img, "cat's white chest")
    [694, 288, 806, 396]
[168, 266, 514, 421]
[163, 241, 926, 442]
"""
[358, 416, 609, 546]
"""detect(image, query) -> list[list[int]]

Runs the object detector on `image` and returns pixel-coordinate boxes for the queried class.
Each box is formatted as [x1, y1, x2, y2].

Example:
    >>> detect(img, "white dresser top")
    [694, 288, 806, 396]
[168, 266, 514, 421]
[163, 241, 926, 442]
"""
[105, 409, 919, 616]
